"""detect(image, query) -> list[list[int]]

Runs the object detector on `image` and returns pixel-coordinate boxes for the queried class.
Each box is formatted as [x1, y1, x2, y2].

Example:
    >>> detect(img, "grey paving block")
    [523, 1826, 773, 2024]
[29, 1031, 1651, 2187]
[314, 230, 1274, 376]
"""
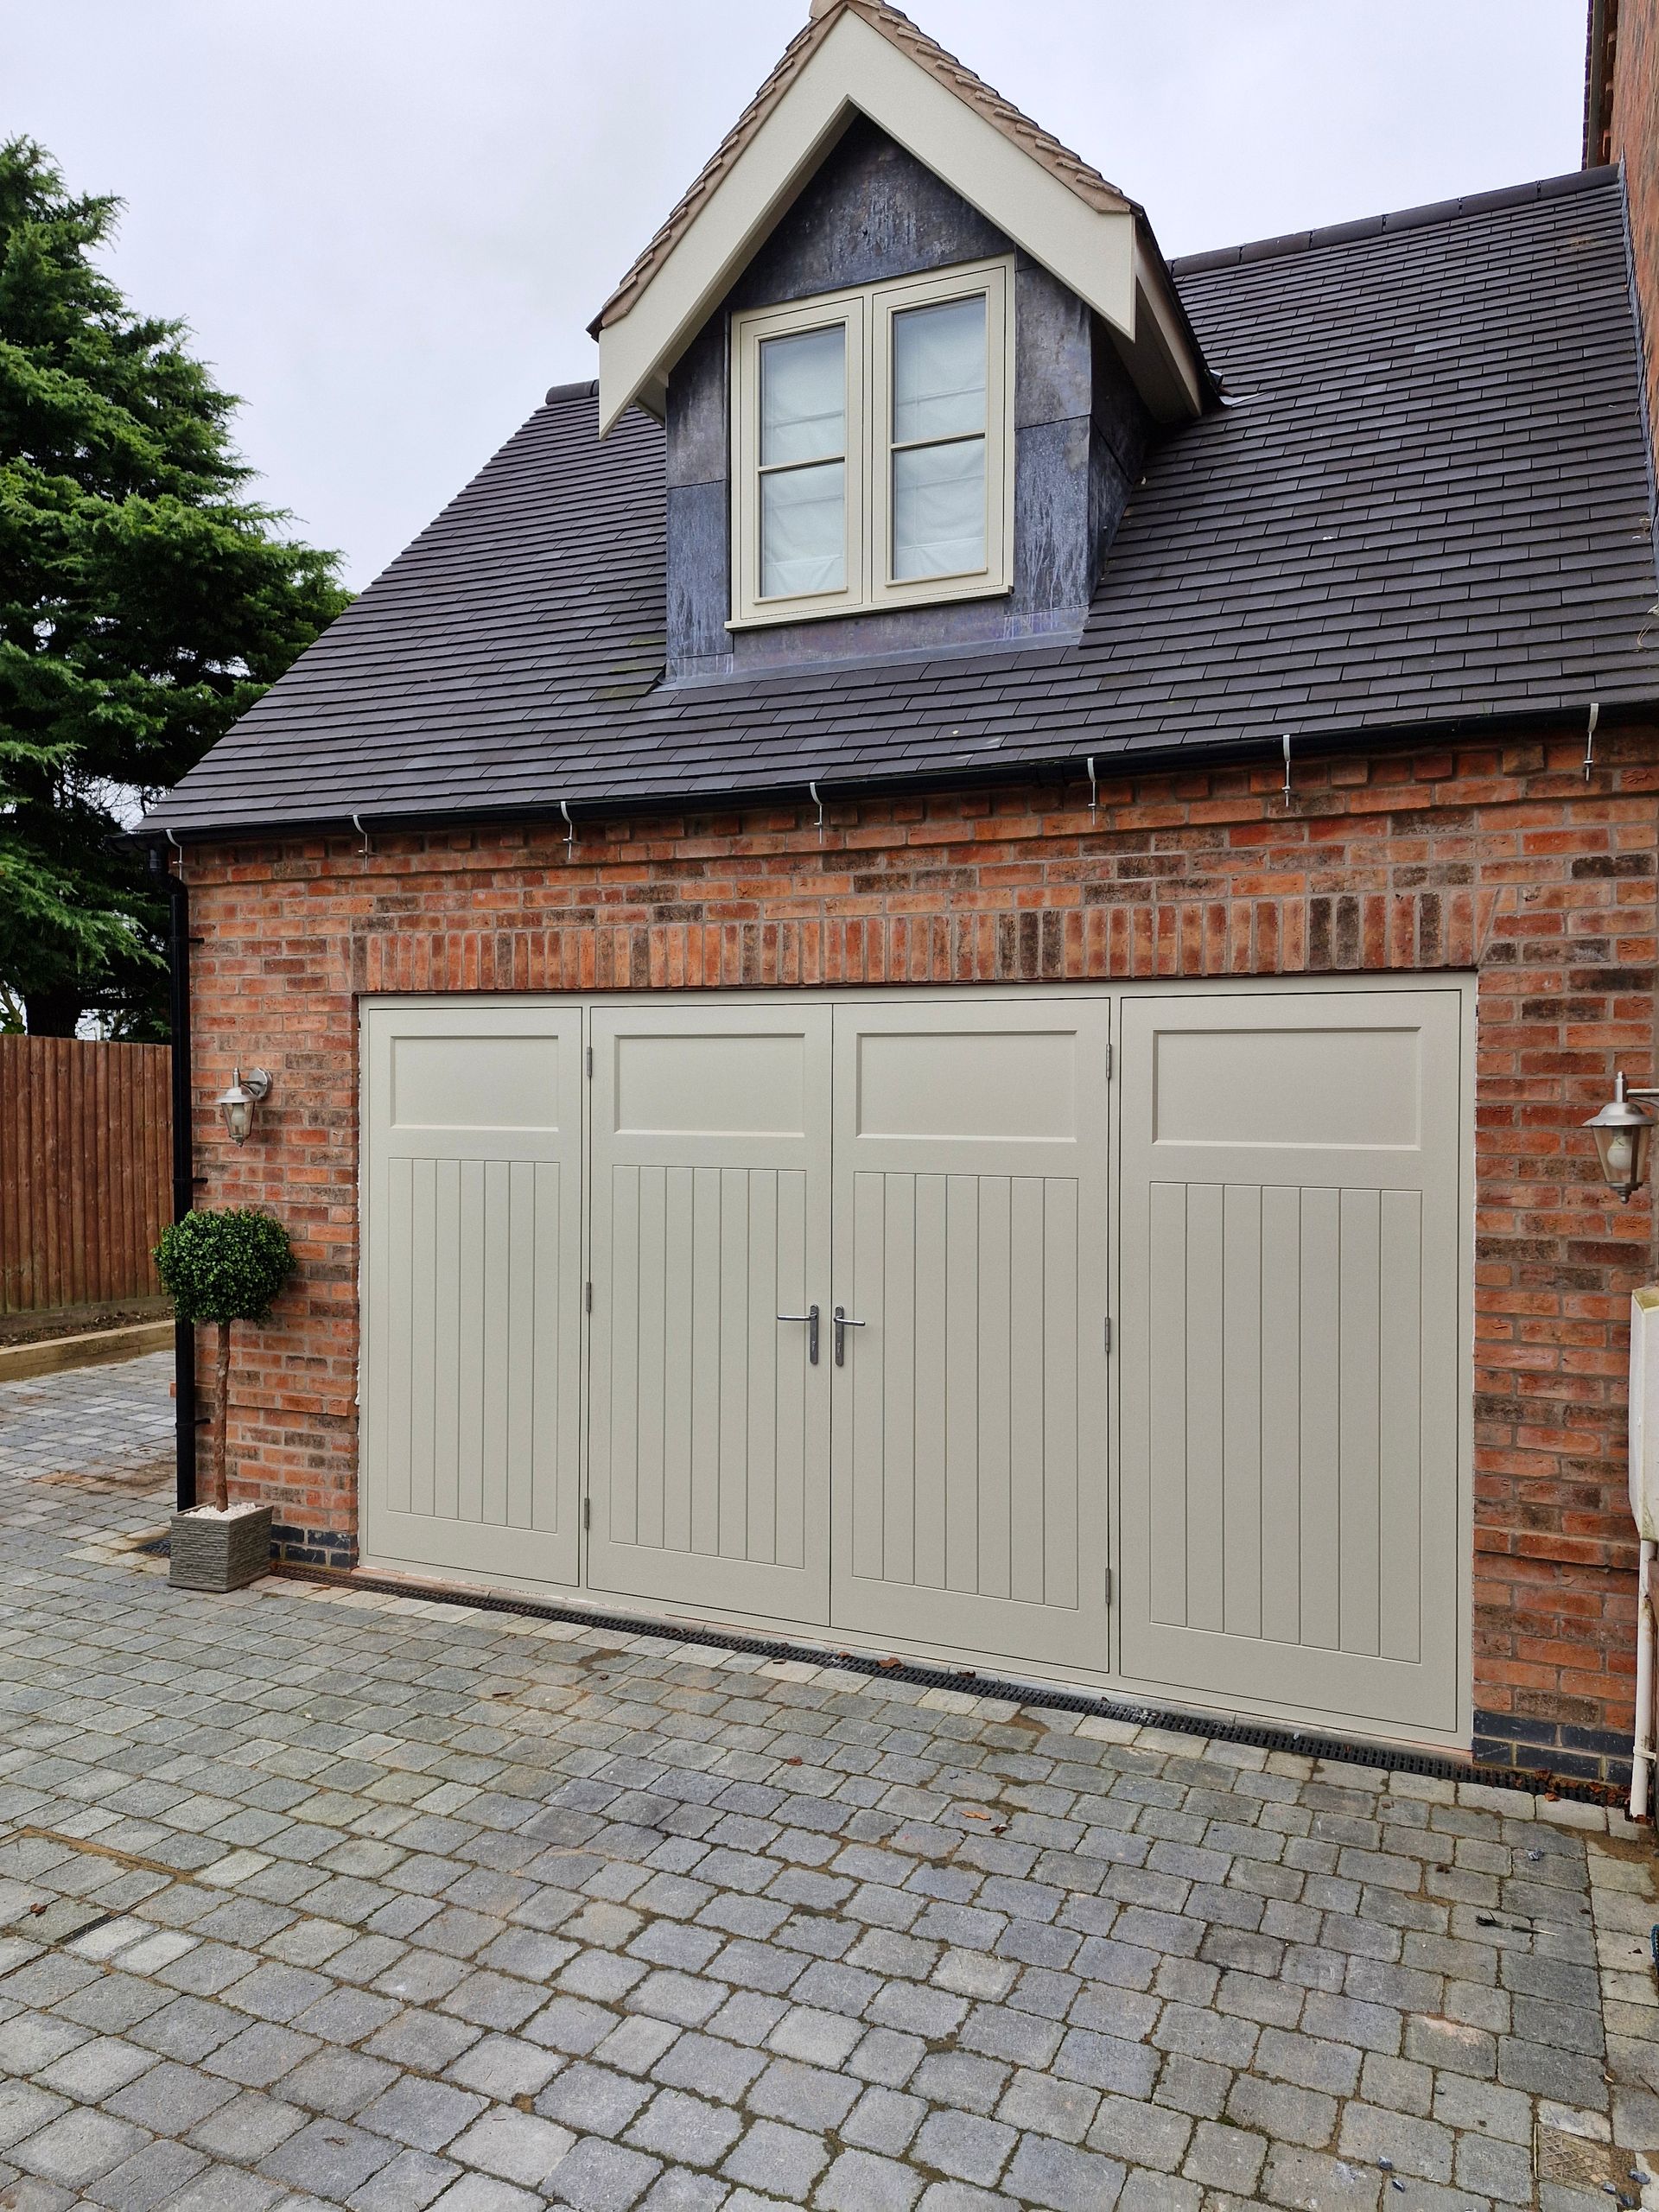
[447, 2107, 575, 2186]
[105, 2058, 237, 2134]
[167, 2164, 288, 2212]
[1086, 2092, 1193, 2169]
[540, 2133, 661, 2209]
[33, 2037, 154, 2101]
[82, 2133, 208, 2212]
[357, 2075, 486, 2152]
[12, 2108, 149, 2189]
[626, 2088, 742, 2167]
[1182, 2117, 1268, 2192]
[187, 2088, 308, 2162]
[1002, 2132, 1128, 2211]
[429, 2175, 544, 2212]
[815, 2145, 925, 2212]
[277, 2047, 400, 2120]
[258, 2116, 400, 2197]
[346, 2146, 463, 2210]
[721, 2117, 830, 2198]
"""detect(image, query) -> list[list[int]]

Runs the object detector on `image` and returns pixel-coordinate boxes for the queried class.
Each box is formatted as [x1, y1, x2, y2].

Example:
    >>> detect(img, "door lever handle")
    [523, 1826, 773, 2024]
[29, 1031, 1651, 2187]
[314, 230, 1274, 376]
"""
[833, 1305, 866, 1366]
[777, 1304, 819, 1364]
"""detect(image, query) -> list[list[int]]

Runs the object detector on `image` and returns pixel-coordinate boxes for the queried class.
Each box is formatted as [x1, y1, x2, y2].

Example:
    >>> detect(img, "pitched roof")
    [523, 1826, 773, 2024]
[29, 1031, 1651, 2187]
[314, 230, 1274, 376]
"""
[149, 167, 1659, 842]
[590, 0, 1133, 338]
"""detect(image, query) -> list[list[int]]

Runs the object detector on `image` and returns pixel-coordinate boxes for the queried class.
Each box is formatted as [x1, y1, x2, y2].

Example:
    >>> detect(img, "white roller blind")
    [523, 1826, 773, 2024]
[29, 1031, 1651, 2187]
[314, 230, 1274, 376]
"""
[760, 325, 846, 596]
[890, 295, 987, 580]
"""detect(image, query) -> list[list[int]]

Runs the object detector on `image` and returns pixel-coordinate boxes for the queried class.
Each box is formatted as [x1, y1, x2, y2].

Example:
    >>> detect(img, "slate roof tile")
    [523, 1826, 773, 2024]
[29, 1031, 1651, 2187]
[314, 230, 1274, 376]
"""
[150, 168, 1659, 838]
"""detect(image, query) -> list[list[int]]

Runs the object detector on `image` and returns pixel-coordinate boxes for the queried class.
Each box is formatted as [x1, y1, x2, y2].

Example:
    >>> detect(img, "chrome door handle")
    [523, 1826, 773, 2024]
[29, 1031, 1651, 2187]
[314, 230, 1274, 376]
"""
[833, 1306, 866, 1366]
[778, 1304, 819, 1364]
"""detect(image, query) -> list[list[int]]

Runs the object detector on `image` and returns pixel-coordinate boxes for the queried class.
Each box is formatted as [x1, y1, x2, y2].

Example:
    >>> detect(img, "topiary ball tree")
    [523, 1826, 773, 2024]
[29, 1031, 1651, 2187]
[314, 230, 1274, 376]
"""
[154, 1209, 295, 1511]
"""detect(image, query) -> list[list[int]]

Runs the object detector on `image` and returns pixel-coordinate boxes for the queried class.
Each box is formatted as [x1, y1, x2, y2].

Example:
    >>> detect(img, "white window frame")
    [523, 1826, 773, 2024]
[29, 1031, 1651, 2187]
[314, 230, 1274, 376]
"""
[729, 256, 1014, 629]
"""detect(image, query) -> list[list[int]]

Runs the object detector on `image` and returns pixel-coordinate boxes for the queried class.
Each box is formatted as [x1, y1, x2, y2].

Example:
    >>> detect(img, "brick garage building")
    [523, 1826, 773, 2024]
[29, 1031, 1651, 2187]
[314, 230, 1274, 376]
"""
[151, 1, 1659, 1783]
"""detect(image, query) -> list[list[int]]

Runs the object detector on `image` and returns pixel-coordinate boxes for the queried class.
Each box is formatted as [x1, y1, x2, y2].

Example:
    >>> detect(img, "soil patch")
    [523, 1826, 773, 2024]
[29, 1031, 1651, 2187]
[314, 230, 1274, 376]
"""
[0, 1300, 171, 1349]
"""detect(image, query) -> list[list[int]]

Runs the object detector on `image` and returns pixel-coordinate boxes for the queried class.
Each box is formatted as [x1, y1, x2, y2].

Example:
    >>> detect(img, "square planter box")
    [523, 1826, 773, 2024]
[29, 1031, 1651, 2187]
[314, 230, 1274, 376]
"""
[169, 1503, 273, 1592]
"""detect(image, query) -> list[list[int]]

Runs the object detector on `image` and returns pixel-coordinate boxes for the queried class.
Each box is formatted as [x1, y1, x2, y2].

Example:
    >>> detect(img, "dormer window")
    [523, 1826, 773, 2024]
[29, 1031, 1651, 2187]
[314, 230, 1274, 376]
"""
[730, 257, 1013, 626]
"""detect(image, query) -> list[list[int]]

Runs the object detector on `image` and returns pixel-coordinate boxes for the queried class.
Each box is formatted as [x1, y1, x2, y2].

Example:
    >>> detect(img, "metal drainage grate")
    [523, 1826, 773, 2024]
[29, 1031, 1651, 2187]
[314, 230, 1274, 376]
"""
[137, 1537, 1621, 1808]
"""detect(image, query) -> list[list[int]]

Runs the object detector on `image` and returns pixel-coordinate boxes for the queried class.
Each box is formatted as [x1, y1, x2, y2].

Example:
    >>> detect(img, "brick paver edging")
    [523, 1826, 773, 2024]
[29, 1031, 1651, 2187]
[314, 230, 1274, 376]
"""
[149, 1547, 1627, 1813]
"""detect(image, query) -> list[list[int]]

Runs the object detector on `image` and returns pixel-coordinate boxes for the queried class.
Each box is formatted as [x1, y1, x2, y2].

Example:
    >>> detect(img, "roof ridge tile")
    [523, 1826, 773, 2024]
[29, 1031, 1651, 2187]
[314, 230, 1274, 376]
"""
[1172, 163, 1618, 277]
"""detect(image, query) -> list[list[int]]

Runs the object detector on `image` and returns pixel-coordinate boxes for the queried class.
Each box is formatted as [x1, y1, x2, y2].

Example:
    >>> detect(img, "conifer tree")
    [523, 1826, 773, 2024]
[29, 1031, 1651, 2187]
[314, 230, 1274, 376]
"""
[0, 137, 349, 1034]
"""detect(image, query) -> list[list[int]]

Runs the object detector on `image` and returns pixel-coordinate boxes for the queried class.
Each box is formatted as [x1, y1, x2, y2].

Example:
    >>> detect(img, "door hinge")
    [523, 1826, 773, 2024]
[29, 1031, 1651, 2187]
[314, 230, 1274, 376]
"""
[583, 1497, 591, 1531]
[1103, 1316, 1112, 1353]
[1104, 1567, 1113, 1604]
[585, 1044, 594, 1078]
[585, 1281, 593, 1313]
[1104, 1039, 1113, 1081]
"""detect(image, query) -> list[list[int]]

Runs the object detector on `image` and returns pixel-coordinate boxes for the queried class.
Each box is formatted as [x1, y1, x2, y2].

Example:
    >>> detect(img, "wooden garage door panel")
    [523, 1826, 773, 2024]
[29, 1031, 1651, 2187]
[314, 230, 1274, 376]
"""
[360, 1002, 583, 1586]
[588, 1005, 831, 1622]
[1120, 990, 1463, 1733]
[830, 1001, 1109, 1669]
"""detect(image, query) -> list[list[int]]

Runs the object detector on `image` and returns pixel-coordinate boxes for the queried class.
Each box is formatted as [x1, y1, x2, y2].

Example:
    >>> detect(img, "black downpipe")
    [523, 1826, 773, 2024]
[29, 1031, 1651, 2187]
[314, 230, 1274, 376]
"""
[150, 845, 195, 1510]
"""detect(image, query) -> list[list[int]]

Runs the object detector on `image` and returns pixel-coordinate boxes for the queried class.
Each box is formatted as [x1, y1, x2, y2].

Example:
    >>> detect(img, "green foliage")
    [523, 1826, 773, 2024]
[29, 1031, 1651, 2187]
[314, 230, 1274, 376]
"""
[0, 137, 351, 1036]
[153, 1207, 295, 1326]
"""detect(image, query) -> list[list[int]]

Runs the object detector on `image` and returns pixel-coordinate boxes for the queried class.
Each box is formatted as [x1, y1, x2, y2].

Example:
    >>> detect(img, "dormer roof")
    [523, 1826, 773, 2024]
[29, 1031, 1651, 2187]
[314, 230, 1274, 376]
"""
[147, 168, 1659, 843]
[589, 0, 1211, 433]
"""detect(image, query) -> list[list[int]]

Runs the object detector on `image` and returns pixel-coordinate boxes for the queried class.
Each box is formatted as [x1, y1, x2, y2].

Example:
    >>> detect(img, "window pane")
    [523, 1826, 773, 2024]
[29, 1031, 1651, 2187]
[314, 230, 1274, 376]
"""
[761, 460, 845, 596]
[760, 325, 845, 467]
[892, 295, 986, 445]
[892, 437, 984, 579]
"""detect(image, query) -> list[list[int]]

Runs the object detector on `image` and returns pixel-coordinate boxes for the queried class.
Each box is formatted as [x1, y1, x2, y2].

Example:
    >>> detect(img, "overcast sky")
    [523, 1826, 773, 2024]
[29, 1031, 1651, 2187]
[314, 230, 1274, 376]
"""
[5, 1, 1587, 589]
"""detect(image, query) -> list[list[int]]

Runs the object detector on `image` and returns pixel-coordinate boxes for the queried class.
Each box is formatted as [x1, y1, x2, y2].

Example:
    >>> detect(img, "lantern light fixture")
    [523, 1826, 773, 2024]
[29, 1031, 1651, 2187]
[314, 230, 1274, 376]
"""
[215, 1066, 271, 1145]
[1585, 1071, 1659, 1201]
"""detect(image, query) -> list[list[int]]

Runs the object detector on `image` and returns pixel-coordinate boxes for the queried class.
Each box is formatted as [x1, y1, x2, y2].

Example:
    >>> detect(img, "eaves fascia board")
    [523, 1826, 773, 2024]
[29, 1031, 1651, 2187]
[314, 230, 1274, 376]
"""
[595, 9, 1141, 437]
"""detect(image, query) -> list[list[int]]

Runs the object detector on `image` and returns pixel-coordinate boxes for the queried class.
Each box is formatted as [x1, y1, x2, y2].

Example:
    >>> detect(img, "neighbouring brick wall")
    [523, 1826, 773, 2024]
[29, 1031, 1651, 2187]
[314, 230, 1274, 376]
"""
[181, 726, 1659, 1775]
[1611, 0, 1659, 475]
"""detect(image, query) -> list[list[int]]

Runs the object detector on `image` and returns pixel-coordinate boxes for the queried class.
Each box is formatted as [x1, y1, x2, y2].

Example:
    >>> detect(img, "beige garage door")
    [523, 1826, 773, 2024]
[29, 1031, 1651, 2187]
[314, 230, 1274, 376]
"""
[360, 1001, 584, 1584]
[586, 1004, 832, 1622]
[1117, 988, 1465, 1734]
[358, 985, 1466, 1743]
[830, 1000, 1111, 1669]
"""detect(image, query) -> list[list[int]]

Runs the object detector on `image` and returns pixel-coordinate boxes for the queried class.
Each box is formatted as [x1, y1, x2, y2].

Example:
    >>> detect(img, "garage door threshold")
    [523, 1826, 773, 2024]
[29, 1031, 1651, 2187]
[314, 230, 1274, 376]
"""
[250, 1552, 1620, 1811]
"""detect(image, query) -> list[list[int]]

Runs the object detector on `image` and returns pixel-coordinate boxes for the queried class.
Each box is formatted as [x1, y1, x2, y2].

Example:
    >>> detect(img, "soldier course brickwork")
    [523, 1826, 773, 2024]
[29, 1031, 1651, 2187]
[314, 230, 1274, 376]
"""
[177, 724, 1659, 1782]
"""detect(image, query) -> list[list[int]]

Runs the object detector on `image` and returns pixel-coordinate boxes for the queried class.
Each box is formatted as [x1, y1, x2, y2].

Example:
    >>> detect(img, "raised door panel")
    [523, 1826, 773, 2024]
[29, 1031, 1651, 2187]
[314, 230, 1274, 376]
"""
[1118, 988, 1465, 1734]
[830, 999, 1110, 1668]
[588, 1004, 832, 1622]
[360, 1001, 583, 1585]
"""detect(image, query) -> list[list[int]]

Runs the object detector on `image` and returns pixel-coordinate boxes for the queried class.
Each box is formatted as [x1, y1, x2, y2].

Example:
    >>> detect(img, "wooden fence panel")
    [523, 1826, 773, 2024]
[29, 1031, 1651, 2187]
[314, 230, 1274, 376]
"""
[0, 1037, 172, 1313]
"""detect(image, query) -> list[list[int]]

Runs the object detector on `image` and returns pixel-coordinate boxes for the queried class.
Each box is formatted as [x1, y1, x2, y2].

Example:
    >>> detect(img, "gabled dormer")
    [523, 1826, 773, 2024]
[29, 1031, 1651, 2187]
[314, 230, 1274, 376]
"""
[589, 0, 1214, 683]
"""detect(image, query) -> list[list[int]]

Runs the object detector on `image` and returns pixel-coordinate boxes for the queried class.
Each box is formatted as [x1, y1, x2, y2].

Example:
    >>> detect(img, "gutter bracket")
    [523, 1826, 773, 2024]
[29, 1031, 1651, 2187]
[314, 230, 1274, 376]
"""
[1584, 699, 1600, 783]
[1282, 732, 1294, 810]
[561, 800, 576, 859]
[809, 781, 824, 844]
[1086, 756, 1098, 825]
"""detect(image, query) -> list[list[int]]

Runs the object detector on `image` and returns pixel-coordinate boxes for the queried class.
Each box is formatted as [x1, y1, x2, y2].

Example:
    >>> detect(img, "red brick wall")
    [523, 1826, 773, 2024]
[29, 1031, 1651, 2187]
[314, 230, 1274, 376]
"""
[1610, 0, 1659, 470]
[181, 725, 1659, 1775]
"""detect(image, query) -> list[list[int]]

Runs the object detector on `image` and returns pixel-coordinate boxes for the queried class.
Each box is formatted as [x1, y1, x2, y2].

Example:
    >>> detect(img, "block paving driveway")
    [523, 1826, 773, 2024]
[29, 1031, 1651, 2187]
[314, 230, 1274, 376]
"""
[3, 1352, 1659, 2212]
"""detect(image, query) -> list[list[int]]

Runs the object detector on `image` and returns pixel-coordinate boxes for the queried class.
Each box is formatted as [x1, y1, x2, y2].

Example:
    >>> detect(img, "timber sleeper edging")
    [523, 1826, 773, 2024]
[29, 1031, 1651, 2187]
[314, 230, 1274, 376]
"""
[0, 1319, 173, 1384]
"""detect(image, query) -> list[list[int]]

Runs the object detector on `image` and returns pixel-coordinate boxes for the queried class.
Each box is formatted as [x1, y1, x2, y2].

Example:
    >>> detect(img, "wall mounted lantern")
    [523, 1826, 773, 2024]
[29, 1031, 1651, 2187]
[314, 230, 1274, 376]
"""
[1585, 1071, 1659, 1201]
[215, 1066, 272, 1145]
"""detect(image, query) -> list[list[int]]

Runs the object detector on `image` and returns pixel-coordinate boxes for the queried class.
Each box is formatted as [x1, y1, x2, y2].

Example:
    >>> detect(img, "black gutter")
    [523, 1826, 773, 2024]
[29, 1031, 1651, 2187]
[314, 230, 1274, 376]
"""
[148, 845, 195, 1511]
[136, 696, 1654, 850]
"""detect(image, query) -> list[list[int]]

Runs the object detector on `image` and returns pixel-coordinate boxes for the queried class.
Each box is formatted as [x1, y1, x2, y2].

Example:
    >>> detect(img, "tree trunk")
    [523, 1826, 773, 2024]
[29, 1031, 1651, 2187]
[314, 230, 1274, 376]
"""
[207, 1319, 232, 1512]
[23, 988, 84, 1037]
